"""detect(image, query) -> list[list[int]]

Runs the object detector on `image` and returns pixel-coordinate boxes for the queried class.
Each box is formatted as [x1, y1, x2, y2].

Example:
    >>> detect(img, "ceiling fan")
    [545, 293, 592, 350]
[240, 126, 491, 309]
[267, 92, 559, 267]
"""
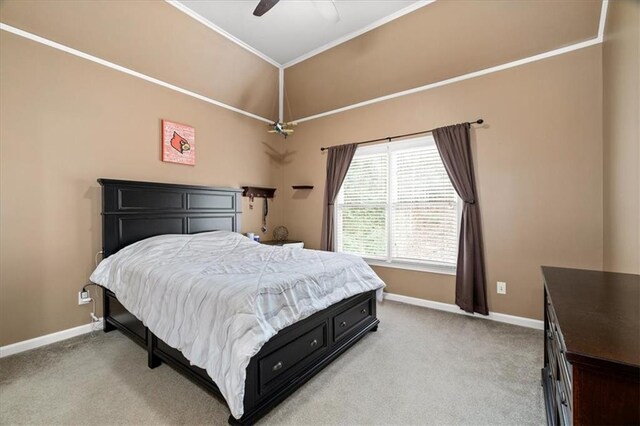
[268, 121, 297, 138]
[253, 0, 340, 23]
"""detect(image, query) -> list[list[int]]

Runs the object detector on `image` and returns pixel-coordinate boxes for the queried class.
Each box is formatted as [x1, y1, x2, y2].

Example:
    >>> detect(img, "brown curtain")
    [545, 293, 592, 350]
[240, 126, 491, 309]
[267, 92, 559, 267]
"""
[432, 123, 488, 315]
[321, 143, 358, 251]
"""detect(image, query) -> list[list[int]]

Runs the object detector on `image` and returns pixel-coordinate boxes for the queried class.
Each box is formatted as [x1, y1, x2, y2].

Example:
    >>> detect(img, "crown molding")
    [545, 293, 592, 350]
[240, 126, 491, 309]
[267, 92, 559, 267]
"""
[2, 0, 608, 127]
[293, 37, 602, 124]
[293, 0, 609, 124]
[168, 0, 437, 69]
[281, 0, 436, 68]
[0, 23, 275, 124]
[166, 0, 606, 124]
[598, 0, 609, 41]
[165, 0, 282, 68]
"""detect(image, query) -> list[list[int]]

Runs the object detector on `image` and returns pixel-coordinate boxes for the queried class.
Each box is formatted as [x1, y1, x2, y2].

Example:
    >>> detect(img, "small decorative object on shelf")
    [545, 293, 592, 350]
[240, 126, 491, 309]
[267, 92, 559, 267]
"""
[273, 226, 289, 241]
[292, 185, 314, 190]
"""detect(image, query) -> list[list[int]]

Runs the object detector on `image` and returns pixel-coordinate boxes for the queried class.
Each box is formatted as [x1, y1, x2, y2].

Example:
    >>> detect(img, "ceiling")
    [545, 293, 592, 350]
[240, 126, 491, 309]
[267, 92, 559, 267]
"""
[176, 0, 424, 66]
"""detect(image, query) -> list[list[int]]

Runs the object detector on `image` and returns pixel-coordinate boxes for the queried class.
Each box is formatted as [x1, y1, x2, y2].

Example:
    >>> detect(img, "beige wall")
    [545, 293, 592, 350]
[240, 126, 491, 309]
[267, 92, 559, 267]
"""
[284, 0, 601, 120]
[0, 0, 616, 346]
[282, 46, 604, 320]
[603, 0, 640, 274]
[0, 0, 279, 120]
[0, 33, 284, 346]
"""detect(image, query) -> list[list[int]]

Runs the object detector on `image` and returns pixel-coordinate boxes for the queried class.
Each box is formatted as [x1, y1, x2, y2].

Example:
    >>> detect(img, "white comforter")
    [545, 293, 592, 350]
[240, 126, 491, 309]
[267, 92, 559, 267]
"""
[90, 231, 385, 419]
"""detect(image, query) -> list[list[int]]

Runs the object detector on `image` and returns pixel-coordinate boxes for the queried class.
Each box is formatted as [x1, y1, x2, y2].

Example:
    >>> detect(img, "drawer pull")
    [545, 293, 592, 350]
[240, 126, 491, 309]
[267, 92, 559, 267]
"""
[272, 361, 283, 372]
[360, 308, 367, 315]
[560, 391, 568, 406]
[547, 330, 553, 340]
[340, 321, 347, 328]
[310, 339, 318, 347]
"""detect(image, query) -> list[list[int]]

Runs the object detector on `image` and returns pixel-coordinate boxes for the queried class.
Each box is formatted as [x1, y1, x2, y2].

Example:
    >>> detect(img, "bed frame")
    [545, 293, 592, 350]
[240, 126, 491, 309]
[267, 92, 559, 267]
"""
[97, 179, 379, 425]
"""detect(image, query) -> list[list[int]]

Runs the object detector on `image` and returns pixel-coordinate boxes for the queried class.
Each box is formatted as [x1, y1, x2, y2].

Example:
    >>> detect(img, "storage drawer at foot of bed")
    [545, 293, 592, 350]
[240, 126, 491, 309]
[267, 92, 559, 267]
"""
[106, 291, 146, 345]
[333, 298, 373, 341]
[258, 322, 328, 392]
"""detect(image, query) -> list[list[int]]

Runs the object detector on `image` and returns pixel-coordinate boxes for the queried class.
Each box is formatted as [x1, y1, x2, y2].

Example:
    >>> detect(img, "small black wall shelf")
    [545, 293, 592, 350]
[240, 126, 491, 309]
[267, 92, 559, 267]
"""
[292, 185, 314, 190]
[242, 186, 276, 199]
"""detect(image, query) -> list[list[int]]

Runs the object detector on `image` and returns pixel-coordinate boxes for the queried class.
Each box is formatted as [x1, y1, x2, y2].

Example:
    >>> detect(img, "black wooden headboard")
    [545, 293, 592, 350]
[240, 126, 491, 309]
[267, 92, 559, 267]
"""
[99, 179, 243, 257]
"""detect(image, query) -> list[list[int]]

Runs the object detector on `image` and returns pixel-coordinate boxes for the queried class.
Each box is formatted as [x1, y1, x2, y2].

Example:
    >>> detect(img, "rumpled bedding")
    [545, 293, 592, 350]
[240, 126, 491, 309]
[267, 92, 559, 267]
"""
[90, 231, 385, 419]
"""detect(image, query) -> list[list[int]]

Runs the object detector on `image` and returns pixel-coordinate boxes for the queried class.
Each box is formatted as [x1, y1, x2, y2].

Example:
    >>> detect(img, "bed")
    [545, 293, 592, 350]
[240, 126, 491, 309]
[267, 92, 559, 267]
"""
[91, 179, 384, 424]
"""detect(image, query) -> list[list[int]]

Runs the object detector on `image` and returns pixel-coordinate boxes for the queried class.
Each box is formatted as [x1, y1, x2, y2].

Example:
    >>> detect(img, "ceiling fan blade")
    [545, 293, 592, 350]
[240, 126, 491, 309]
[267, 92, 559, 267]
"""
[312, 0, 340, 23]
[253, 0, 280, 17]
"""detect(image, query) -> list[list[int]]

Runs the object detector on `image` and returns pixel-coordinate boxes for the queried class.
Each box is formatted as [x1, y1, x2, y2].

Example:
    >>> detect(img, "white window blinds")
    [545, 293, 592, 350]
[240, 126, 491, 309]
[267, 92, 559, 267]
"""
[336, 150, 388, 258]
[336, 136, 460, 270]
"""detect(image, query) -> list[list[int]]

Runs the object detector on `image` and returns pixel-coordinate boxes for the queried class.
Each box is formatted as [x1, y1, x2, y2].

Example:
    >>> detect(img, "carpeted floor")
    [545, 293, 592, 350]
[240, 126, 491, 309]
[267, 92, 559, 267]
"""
[0, 301, 544, 425]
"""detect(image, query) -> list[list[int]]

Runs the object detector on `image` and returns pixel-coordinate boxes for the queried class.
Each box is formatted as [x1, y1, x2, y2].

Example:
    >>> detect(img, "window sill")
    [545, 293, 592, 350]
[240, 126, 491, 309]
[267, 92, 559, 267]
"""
[364, 259, 456, 276]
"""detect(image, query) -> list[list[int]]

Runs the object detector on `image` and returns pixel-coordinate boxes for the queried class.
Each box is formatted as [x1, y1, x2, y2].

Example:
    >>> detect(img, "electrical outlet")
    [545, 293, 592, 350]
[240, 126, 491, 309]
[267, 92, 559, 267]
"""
[497, 281, 507, 295]
[78, 290, 92, 305]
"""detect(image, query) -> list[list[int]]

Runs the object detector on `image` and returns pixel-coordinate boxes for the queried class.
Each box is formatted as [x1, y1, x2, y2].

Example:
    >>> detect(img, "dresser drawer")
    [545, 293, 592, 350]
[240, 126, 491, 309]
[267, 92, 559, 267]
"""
[547, 303, 573, 396]
[259, 322, 326, 388]
[555, 377, 572, 425]
[555, 326, 572, 391]
[545, 327, 559, 382]
[557, 350, 572, 400]
[333, 299, 372, 341]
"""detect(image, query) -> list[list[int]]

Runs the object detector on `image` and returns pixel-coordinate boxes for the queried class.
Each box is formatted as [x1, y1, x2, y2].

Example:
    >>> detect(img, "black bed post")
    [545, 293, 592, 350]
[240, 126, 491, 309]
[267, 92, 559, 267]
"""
[147, 329, 162, 369]
[102, 287, 116, 333]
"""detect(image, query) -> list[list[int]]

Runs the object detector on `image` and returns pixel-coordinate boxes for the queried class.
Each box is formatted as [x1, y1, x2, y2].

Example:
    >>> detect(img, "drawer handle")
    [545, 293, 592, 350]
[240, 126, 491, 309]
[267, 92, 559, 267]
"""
[272, 361, 283, 372]
[340, 321, 347, 328]
[310, 339, 318, 347]
[360, 308, 367, 315]
[560, 391, 568, 406]
[546, 330, 553, 340]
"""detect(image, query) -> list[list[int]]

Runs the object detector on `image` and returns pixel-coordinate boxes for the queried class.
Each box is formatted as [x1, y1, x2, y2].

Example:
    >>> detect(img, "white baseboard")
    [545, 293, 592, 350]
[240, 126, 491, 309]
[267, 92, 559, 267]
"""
[0, 319, 103, 358]
[383, 293, 543, 330]
[0, 293, 541, 358]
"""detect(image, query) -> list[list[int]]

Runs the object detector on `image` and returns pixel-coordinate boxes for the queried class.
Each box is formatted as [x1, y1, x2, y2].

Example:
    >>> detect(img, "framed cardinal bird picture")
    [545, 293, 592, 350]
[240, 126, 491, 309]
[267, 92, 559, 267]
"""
[162, 119, 195, 165]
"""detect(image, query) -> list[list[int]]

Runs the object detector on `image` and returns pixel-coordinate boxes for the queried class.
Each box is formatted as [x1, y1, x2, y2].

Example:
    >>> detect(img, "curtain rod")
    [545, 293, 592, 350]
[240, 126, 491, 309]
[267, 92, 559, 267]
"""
[319, 119, 484, 152]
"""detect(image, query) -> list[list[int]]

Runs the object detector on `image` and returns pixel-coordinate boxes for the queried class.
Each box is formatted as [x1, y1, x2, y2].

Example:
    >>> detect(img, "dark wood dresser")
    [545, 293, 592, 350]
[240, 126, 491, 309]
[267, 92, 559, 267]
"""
[541, 267, 639, 426]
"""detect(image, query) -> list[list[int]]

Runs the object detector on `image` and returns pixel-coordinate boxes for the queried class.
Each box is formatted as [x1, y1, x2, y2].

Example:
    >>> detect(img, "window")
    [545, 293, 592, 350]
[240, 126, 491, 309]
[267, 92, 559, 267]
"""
[335, 136, 461, 273]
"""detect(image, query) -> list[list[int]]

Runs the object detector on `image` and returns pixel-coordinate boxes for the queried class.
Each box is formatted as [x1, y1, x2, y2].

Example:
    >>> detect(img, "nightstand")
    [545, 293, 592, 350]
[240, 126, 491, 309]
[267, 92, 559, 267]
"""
[260, 240, 304, 248]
